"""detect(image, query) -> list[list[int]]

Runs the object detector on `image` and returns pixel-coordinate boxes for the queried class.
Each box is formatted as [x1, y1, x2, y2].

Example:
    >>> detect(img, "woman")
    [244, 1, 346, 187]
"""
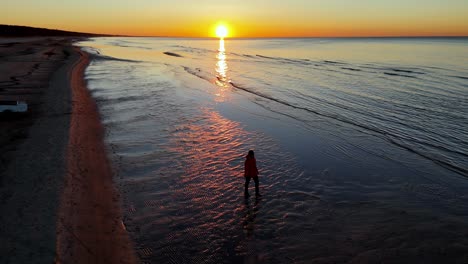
[244, 150, 261, 197]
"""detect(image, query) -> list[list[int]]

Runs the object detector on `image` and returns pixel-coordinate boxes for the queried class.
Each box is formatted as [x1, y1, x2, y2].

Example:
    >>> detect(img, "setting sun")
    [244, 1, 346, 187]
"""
[215, 25, 228, 38]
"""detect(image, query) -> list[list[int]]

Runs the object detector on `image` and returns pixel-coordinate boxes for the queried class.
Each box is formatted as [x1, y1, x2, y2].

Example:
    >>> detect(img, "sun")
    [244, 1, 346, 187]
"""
[215, 25, 228, 38]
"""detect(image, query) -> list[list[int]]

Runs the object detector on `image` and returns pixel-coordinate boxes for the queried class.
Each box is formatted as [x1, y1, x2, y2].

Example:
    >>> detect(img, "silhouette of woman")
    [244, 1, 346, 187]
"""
[244, 150, 261, 197]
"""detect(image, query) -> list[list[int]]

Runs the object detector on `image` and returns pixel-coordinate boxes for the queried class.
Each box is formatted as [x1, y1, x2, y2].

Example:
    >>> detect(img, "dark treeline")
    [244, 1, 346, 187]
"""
[0, 25, 114, 37]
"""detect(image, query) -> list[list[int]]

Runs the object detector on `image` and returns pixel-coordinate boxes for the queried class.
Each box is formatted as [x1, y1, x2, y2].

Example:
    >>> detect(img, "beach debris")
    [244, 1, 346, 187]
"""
[0, 101, 28, 113]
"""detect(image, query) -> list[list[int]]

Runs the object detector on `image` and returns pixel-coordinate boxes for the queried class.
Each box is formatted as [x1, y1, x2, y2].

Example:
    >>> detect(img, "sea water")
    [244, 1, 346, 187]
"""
[78, 37, 468, 263]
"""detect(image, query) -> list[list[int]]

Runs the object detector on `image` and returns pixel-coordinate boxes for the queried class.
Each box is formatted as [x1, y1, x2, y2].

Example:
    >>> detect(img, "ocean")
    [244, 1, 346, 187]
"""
[78, 37, 468, 263]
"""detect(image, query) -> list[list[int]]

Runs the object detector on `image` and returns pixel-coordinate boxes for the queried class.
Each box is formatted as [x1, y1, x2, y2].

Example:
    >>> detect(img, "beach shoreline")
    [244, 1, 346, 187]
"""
[56, 46, 137, 263]
[0, 38, 136, 263]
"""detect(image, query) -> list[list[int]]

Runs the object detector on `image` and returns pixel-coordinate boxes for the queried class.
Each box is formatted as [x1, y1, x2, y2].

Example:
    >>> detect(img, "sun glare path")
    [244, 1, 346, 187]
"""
[215, 25, 228, 38]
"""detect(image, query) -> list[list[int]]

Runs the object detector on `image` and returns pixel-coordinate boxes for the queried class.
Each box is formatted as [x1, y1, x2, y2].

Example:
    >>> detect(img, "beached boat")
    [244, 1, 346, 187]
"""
[0, 101, 28, 113]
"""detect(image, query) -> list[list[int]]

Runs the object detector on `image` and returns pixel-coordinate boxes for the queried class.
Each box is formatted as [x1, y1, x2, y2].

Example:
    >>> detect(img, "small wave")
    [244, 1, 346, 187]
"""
[361, 65, 426, 75]
[255, 54, 313, 67]
[79, 46, 101, 55]
[110, 42, 152, 50]
[94, 95, 150, 104]
[341, 67, 362, 72]
[256, 54, 276, 59]
[253, 56, 362, 69]
[163, 52, 183, 58]
[182, 66, 211, 82]
[167, 45, 214, 55]
[387, 136, 468, 177]
[91, 53, 140, 63]
[323, 60, 346, 65]
[449, 75, 468, 80]
[388, 68, 425, 75]
[384, 72, 417, 78]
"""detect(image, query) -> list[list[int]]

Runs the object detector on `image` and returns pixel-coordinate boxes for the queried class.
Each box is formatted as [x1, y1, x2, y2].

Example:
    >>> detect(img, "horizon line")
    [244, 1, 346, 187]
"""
[2, 24, 467, 39]
[128, 35, 468, 39]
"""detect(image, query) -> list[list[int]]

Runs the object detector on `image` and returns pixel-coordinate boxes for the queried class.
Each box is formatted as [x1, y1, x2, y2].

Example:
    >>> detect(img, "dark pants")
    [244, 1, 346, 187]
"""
[245, 176, 259, 195]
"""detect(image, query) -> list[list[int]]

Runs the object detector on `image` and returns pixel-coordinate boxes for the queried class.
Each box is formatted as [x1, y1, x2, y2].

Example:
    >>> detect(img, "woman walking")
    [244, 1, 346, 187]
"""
[244, 150, 261, 197]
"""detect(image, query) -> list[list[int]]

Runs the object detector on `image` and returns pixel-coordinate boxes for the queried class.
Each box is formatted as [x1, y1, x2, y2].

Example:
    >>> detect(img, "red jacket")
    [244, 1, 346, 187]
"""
[244, 156, 259, 177]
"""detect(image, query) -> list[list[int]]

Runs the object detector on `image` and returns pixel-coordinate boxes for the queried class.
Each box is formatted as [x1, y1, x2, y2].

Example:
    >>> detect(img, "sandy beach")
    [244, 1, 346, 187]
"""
[0, 38, 136, 263]
[2, 34, 468, 263]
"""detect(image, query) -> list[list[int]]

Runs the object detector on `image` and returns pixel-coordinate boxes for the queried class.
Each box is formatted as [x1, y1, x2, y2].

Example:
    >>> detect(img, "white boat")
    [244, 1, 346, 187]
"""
[0, 101, 28, 113]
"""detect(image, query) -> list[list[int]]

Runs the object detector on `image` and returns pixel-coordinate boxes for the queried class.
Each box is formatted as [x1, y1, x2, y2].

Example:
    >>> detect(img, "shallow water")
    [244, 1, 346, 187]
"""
[78, 37, 468, 263]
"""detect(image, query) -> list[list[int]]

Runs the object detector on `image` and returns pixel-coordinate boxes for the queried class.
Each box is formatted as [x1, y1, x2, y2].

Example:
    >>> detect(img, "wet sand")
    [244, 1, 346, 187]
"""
[56, 47, 137, 263]
[0, 38, 136, 263]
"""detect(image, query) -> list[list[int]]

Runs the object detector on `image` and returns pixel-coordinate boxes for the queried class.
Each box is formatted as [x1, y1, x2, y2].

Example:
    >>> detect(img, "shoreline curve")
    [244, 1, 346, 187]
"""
[56, 46, 137, 264]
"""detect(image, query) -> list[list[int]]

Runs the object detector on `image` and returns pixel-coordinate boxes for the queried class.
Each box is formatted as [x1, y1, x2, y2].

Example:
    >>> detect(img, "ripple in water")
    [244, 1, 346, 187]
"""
[112, 106, 314, 263]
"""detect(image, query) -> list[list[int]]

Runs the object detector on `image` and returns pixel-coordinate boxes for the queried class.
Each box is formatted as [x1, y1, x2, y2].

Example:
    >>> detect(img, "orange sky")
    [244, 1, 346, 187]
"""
[2, 0, 468, 37]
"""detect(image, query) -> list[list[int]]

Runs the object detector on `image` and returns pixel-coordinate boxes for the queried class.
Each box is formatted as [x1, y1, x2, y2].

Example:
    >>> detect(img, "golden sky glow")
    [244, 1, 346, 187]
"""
[2, 0, 468, 37]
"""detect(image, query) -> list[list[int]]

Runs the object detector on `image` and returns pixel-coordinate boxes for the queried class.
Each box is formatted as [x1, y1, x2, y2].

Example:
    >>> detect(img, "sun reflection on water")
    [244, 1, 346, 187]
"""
[215, 39, 230, 101]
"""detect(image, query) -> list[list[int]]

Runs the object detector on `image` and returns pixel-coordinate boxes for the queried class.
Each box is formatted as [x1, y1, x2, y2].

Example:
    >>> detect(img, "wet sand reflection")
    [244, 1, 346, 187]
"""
[170, 109, 248, 186]
[243, 198, 259, 239]
[115, 103, 308, 262]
